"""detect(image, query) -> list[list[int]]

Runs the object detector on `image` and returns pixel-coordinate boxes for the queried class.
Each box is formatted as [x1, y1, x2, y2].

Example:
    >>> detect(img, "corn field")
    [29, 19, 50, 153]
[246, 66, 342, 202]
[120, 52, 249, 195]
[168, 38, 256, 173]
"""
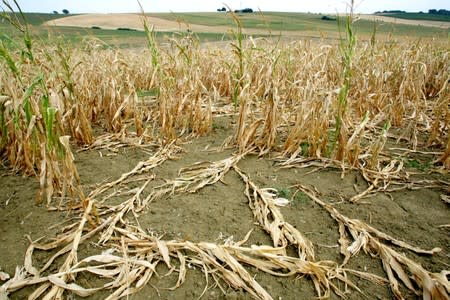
[0, 5, 449, 300]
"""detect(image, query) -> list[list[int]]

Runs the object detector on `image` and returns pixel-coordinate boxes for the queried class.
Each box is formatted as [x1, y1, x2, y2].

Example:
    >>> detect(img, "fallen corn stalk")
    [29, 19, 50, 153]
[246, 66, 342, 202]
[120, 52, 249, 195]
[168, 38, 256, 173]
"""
[295, 183, 448, 300]
[234, 166, 315, 261]
[2, 225, 359, 300]
[140, 152, 247, 208]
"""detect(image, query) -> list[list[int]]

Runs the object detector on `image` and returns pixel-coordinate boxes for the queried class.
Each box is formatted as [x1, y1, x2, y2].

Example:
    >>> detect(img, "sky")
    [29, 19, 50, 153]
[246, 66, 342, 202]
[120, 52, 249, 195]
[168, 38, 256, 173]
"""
[3, 0, 450, 14]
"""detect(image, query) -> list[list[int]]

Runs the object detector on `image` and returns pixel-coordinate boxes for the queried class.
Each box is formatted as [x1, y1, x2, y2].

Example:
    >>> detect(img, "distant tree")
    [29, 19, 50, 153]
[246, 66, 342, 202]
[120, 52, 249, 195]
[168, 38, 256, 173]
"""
[234, 8, 253, 13]
[380, 10, 406, 14]
[117, 27, 137, 31]
[321, 15, 335, 21]
[428, 9, 437, 14]
[52, 10, 59, 14]
[62, 9, 69, 14]
[217, 7, 226, 12]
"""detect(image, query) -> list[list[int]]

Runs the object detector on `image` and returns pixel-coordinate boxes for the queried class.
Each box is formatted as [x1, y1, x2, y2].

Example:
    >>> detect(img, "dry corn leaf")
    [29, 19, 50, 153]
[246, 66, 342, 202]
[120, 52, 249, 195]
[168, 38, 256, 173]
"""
[24, 244, 39, 277]
[273, 197, 290, 206]
[48, 275, 101, 297]
[441, 194, 450, 204]
[0, 272, 9, 282]
[156, 240, 171, 268]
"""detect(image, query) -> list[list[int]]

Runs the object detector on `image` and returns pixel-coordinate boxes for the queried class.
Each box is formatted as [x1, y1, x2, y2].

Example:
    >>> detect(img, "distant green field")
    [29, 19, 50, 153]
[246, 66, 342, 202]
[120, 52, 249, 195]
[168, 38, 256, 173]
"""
[0, 23, 230, 49]
[147, 12, 340, 32]
[0, 12, 67, 38]
[0, 12, 232, 48]
[1, 12, 448, 49]
[378, 12, 450, 22]
[353, 18, 448, 37]
[1, 12, 67, 25]
[148, 11, 449, 38]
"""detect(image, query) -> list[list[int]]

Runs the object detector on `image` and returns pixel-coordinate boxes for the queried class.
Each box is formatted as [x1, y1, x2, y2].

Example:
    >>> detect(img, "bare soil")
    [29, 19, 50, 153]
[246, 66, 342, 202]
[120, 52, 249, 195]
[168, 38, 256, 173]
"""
[42, 13, 266, 35]
[1, 115, 449, 299]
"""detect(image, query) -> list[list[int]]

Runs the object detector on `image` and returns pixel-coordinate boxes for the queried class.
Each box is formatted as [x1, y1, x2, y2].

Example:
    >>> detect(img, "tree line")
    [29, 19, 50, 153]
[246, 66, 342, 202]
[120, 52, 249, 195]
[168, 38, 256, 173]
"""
[52, 9, 69, 14]
[375, 9, 450, 15]
[217, 7, 254, 13]
[428, 9, 450, 15]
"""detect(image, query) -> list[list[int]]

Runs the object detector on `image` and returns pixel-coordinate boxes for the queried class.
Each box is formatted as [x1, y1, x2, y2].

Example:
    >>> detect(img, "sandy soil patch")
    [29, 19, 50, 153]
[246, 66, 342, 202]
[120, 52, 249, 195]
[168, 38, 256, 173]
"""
[44, 13, 190, 31]
[43, 13, 247, 34]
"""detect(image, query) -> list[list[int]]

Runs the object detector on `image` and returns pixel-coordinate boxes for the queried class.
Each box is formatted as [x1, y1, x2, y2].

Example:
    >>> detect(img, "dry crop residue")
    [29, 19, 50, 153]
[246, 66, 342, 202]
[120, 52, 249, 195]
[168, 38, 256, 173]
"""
[1, 115, 449, 299]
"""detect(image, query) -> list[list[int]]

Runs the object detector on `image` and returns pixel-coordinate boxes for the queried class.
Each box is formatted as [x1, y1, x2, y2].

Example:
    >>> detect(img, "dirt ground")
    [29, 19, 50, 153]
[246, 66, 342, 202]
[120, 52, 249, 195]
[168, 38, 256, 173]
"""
[1, 114, 449, 299]
[42, 13, 269, 36]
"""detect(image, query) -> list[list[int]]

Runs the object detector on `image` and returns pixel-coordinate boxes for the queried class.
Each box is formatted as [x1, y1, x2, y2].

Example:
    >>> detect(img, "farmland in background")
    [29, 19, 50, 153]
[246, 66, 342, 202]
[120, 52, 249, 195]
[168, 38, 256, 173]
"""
[376, 11, 450, 22]
[1, 12, 449, 48]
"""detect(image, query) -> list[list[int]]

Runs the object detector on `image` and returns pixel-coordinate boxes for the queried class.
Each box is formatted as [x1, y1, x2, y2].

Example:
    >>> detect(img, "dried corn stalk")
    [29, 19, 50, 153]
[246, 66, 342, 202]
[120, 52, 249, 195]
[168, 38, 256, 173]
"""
[2, 222, 359, 300]
[88, 141, 182, 200]
[142, 152, 247, 208]
[277, 157, 448, 203]
[234, 166, 315, 261]
[295, 184, 448, 300]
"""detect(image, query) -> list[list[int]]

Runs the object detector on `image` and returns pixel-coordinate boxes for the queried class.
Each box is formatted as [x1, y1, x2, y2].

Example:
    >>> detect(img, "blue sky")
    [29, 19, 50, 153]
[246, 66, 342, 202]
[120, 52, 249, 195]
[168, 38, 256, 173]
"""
[4, 0, 450, 14]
